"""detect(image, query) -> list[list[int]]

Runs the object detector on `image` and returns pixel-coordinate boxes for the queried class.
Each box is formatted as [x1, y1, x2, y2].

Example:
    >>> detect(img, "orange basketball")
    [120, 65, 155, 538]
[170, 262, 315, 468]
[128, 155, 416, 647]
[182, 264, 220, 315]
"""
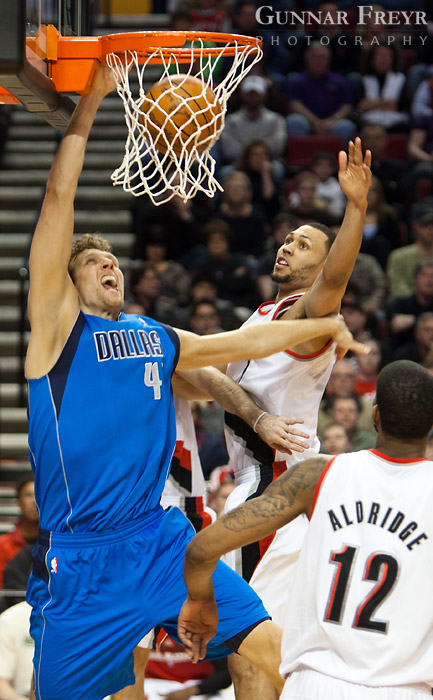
[141, 74, 223, 157]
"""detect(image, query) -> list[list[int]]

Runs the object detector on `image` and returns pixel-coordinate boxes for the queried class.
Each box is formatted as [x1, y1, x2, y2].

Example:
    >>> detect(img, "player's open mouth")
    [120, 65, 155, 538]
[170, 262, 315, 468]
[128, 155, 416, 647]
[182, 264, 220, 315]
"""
[101, 274, 118, 291]
[276, 257, 289, 267]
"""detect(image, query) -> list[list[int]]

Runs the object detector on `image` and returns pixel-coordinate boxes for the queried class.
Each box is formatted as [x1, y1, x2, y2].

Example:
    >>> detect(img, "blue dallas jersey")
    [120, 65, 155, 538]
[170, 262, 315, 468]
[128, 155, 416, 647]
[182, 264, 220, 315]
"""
[27, 311, 180, 533]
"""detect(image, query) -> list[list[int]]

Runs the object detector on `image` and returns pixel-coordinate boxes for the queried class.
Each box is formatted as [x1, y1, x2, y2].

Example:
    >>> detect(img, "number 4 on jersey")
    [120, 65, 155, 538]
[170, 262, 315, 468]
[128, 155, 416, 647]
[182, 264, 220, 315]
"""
[144, 361, 162, 400]
[324, 545, 399, 634]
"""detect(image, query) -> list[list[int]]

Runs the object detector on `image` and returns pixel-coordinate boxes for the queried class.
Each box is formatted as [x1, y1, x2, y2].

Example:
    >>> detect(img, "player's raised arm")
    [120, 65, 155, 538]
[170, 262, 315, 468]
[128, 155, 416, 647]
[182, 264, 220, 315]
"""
[26, 65, 116, 375]
[178, 455, 328, 661]
[303, 138, 372, 318]
[175, 315, 368, 371]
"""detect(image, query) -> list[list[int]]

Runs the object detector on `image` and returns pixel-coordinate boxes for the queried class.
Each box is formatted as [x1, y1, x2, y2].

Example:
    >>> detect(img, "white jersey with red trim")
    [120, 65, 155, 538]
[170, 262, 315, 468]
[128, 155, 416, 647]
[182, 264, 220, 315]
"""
[161, 395, 213, 532]
[280, 449, 433, 691]
[225, 294, 336, 477]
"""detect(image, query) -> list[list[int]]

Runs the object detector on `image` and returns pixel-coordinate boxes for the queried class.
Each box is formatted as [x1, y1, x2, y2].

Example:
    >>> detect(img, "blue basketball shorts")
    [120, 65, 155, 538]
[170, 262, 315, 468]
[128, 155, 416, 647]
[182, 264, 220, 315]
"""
[27, 505, 269, 700]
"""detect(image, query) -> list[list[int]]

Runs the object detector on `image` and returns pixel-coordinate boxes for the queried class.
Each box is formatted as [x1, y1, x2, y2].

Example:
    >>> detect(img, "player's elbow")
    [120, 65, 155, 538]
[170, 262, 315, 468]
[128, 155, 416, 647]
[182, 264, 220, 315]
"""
[186, 534, 220, 569]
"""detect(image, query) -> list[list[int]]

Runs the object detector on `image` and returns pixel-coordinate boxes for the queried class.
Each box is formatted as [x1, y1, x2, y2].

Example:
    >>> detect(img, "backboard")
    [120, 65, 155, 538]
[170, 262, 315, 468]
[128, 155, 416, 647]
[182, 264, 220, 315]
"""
[0, 0, 91, 128]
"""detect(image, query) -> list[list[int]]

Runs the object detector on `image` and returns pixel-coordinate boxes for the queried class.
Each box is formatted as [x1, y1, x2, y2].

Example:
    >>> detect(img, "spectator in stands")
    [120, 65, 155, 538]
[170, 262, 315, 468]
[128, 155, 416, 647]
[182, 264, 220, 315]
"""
[216, 170, 268, 258]
[406, 94, 433, 200]
[392, 312, 433, 364]
[285, 171, 340, 228]
[329, 395, 377, 451]
[310, 151, 346, 218]
[303, 1, 362, 76]
[135, 225, 191, 307]
[257, 212, 298, 301]
[219, 76, 287, 172]
[1, 545, 33, 612]
[187, 0, 230, 33]
[360, 175, 400, 269]
[131, 186, 204, 266]
[346, 252, 387, 314]
[388, 260, 433, 351]
[320, 422, 352, 456]
[411, 76, 433, 121]
[127, 262, 184, 327]
[359, 123, 406, 204]
[318, 358, 374, 435]
[355, 3, 389, 47]
[236, 140, 282, 220]
[353, 337, 382, 402]
[358, 44, 409, 133]
[191, 402, 229, 479]
[228, 0, 258, 34]
[285, 42, 356, 144]
[188, 300, 224, 336]
[208, 478, 236, 520]
[387, 202, 433, 297]
[191, 219, 261, 311]
[339, 296, 371, 341]
[0, 601, 34, 700]
[185, 273, 244, 331]
[0, 476, 38, 590]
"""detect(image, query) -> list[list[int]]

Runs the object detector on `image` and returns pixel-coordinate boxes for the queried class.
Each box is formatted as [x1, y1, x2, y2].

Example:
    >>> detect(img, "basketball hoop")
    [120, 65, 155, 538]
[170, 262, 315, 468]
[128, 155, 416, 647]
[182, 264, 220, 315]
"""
[101, 32, 263, 205]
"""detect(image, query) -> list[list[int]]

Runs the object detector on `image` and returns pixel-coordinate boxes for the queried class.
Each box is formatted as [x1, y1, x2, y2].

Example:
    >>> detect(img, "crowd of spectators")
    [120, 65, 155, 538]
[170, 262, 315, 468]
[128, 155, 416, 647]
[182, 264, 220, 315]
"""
[127, 0, 433, 460]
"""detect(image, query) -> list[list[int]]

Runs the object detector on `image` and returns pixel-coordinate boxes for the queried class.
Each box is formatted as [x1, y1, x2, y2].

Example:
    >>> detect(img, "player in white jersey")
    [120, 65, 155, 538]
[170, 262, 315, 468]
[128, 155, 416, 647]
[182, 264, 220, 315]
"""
[180, 360, 433, 699]
[222, 138, 372, 699]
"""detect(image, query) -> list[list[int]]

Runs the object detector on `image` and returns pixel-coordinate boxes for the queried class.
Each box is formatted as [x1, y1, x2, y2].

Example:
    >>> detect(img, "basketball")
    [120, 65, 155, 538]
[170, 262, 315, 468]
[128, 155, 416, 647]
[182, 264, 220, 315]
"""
[141, 74, 223, 157]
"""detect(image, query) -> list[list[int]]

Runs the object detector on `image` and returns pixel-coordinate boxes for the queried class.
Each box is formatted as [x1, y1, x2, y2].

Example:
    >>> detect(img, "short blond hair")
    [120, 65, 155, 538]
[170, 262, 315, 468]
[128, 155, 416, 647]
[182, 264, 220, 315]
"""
[68, 234, 112, 279]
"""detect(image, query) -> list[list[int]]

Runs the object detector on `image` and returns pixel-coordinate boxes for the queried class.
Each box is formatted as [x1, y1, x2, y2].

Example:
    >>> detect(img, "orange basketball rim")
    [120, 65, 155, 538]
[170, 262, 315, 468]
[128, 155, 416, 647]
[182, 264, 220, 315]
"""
[24, 28, 262, 95]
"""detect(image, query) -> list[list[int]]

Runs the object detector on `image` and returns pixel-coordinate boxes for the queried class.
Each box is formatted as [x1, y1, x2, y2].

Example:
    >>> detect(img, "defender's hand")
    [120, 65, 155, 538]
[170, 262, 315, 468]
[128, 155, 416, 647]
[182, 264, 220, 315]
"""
[178, 597, 219, 663]
[256, 415, 310, 455]
[338, 137, 372, 206]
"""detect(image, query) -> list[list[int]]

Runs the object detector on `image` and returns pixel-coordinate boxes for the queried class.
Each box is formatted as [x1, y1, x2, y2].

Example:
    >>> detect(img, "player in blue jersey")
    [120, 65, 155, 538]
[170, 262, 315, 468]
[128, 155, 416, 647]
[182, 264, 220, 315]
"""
[25, 64, 367, 700]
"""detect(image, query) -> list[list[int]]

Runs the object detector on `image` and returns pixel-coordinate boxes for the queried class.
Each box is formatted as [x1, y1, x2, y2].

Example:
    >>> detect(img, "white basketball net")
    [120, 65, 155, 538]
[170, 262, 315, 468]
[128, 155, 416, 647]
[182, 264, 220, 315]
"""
[106, 37, 262, 205]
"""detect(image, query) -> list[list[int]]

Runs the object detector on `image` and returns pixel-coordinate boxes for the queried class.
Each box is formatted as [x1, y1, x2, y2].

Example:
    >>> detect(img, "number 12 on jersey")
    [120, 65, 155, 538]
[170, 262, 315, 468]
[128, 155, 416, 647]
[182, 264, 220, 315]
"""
[324, 545, 399, 634]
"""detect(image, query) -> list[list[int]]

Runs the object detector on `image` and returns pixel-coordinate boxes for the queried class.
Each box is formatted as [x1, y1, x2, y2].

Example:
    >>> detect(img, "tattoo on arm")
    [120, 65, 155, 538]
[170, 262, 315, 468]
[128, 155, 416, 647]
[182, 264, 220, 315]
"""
[220, 456, 328, 534]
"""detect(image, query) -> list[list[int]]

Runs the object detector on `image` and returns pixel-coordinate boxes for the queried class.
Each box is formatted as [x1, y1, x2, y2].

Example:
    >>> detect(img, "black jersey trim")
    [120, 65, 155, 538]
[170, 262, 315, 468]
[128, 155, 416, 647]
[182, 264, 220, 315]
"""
[224, 411, 274, 465]
[48, 312, 86, 419]
[159, 323, 180, 371]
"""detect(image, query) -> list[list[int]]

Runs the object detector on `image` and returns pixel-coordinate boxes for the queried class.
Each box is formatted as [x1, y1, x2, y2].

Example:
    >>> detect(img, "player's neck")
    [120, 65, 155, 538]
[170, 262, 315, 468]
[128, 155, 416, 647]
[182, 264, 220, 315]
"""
[275, 284, 310, 303]
[375, 435, 428, 461]
[80, 303, 120, 322]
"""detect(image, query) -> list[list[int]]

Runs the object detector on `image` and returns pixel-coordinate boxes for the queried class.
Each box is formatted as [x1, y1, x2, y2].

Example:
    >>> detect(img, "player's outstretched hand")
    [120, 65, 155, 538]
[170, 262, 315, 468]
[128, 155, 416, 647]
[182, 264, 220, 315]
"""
[332, 317, 371, 362]
[256, 415, 310, 455]
[177, 597, 219, 664]
[338, 137, 372, 206]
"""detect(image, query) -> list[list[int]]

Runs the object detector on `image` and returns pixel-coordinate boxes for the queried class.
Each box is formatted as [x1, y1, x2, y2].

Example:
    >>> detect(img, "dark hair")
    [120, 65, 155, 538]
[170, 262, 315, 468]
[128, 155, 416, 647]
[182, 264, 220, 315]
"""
[376, 361, 433, 440]
[331, 394, 363, 414]
[191, 299, 219, 316]
[191, 272, 217, 288]
[271, 212, 298, 231]
[312, 151, 335, 166]
[362, 43, 400, 75]
[16, 474, 35, 498]
[306, 221, 337, 253]
[414, 259, 433, 280]
[129, 262, 159, 290]
[204, 219, 233, 244]
[237, 139, 272, 172]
